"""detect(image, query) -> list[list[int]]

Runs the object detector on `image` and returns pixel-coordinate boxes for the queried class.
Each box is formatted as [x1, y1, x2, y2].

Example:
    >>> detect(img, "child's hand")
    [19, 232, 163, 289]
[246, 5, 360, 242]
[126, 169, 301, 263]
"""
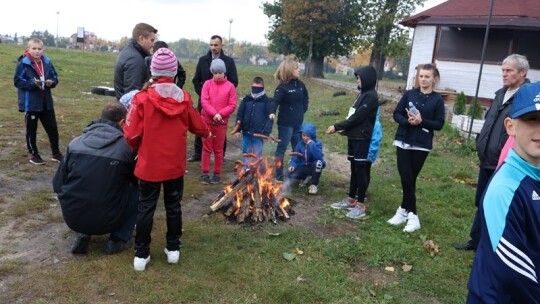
[213, 113, 223, 122]
[326, 125, 336, 134]
[288, 166, 294, 173]
[269, 114, 275, 120]
[45, 79, 53, 87]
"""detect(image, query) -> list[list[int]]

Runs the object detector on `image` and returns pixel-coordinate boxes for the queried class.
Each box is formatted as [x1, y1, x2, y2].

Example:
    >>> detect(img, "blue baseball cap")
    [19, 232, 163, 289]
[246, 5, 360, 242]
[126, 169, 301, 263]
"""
[510, 82, 540, 118]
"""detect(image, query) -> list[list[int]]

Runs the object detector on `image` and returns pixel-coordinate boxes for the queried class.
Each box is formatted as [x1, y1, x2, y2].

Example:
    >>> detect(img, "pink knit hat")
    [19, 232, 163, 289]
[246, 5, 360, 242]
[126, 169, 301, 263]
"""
[150, 47, 177, 78]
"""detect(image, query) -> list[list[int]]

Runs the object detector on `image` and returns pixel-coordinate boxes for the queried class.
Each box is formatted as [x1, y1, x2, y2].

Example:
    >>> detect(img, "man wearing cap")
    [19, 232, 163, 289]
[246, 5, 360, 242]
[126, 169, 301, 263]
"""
[454, 54, 530, 251]
[114, 23, 157, 101]
[467, 81, 540, 303]
[189, 35, 238, 162]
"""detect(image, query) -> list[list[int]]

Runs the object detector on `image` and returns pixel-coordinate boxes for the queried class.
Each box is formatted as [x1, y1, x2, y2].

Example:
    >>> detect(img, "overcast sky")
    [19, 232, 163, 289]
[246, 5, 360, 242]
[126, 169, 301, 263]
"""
[1, 0, 446, 45]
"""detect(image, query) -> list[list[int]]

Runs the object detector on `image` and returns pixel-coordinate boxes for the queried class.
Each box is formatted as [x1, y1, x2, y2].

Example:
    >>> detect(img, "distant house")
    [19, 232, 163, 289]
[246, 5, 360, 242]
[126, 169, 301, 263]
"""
[401, 0, 540, 102]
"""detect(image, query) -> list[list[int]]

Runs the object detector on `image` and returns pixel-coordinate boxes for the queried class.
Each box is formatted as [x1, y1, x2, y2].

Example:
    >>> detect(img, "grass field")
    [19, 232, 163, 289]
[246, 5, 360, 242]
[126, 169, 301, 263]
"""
[0, 44, 480, 303]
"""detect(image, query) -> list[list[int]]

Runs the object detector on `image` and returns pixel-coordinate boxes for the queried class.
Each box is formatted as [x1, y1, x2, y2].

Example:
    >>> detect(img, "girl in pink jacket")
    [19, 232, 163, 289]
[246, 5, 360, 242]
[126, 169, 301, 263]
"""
[200, 59, 237, 184]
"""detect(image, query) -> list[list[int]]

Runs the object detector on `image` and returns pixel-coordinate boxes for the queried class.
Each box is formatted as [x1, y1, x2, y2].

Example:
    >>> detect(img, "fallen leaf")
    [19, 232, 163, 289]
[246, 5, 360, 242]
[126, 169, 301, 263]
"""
[384, 266, 394, 272]
[423, 239, 442, 256]
[296, 275, 305, 282]
[283, 252, 297, 261]
[402, 264, 413, 272]
[293, 247, 304, 255]
[268, 232, 280, 237]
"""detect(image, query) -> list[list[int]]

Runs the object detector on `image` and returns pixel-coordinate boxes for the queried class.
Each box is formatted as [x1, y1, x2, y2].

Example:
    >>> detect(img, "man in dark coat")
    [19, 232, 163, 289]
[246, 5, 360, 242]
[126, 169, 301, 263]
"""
[189, 35, 238, 162]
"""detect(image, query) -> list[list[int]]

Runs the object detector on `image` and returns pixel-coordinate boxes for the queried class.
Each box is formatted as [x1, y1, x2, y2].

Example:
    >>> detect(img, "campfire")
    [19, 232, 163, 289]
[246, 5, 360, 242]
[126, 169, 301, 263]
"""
[210, 155, 295, 224]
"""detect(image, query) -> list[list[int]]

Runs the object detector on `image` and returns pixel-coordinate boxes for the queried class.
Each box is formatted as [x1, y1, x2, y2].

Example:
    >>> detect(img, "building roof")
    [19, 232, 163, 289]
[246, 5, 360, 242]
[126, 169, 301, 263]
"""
[401, 0, 540, 29]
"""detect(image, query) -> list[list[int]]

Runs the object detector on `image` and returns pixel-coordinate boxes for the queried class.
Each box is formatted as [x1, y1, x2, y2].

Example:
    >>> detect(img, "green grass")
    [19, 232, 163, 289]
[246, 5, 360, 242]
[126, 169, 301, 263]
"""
[0, 44, 480, 303]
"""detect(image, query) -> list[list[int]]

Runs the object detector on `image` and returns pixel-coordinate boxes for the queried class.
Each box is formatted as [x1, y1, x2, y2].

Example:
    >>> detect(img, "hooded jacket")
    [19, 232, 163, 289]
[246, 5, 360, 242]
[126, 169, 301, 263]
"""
[53, 119, 134, 235]
[114, 40, 150, 100]
[14, 52, 58, 112]
[124, 78, 210, 182]
[289, 123, 326, 169]
[334, 66, 379, 140]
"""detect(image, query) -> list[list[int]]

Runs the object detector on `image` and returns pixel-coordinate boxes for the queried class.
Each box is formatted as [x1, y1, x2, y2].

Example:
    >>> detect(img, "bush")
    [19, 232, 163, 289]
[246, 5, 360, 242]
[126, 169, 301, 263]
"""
[454, 92, 466, 115]
[467, 100, 484, 119]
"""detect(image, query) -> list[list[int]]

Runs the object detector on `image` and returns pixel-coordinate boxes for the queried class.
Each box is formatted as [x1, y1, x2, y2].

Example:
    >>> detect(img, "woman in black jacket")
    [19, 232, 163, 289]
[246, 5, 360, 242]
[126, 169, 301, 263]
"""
[387, 64, 445, 232]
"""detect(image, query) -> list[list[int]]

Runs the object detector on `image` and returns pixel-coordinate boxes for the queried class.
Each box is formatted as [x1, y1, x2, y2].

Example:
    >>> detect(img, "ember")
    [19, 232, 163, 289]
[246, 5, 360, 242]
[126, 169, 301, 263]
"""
[209, 156, 295, 224]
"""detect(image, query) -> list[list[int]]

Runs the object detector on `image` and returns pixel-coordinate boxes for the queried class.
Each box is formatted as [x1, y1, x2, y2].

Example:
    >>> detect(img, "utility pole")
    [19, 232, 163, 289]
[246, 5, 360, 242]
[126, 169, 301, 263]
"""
[228, 18, 233, 55]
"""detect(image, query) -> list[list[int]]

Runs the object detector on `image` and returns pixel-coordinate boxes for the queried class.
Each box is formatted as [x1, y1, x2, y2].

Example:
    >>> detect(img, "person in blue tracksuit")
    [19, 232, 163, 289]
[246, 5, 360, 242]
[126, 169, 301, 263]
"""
[287, 123, 326, 195]
[467, 82, 540, 303]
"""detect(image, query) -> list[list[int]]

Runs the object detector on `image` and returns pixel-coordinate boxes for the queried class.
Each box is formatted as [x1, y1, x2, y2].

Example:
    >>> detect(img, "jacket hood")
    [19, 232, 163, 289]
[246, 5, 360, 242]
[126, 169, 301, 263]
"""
[354, 66, 377, 91]
[147, 81, 190, 117]
[300, 123, 317, 140]
[82, 119, 124, 149]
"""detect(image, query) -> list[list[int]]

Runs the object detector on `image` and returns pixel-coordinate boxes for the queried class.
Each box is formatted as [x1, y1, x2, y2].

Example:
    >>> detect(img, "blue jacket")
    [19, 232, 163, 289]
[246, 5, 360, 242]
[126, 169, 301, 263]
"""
[393, 88, 445, 150]
[14, 53, 58, 112]
[289, 123, 326, 169]
[467, 149, 540, 303]
[236, 93, 273, 136]
[270, 79, 309, 127]
[368, 108, 383, 163]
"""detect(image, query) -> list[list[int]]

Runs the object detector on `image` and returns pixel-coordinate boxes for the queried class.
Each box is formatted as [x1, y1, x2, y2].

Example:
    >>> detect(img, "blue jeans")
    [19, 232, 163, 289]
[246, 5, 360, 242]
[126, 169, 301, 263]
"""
[242, 134, 264, 169]
[109, 182, 138, 242]
[274, 124, 301, 177]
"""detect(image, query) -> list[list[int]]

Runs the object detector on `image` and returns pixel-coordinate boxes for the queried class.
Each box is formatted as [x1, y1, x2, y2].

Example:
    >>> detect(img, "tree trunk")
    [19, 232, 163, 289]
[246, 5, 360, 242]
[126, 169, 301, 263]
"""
[305, 55, 325, 78]
[369, 0, 399, 80]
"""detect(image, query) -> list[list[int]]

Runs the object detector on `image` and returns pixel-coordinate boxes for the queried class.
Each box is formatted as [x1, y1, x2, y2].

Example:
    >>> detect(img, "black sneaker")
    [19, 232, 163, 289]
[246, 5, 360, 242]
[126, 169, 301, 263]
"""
[71, 233, 91, 254]
[210, 175, 221, 184]
[29, 154, 45, 165]
[51, 153, 63, 163]
[200, 174, 210, 184]
[188, 155, 201, 162]
[105, 239, 133, 255]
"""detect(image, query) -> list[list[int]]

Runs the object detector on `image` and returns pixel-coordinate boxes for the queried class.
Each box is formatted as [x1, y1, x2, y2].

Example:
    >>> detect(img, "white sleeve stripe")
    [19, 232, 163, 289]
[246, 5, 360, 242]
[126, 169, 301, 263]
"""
[496, 243, 537, 283]
[500, 237, 535, 267]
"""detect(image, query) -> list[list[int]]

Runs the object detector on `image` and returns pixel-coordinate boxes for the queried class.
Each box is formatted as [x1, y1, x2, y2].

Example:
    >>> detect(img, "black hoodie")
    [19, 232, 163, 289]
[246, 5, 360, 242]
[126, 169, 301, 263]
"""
[334, 66, 379, 140]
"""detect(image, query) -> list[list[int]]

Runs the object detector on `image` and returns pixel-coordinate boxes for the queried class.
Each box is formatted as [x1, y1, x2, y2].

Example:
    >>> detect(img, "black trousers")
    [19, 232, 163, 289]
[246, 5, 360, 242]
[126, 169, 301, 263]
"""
[469, 167, 495, 247]
[25, 110, 60, 156]
[135, 177, 184, 258]
[396, 147, 429, 214]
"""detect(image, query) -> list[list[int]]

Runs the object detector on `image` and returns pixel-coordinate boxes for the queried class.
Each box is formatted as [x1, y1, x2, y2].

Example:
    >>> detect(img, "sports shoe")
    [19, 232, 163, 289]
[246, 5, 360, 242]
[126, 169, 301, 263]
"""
[51, 153, 63, 163]
[308, 184, 318, 194]
[71, 233, 91, 254]
[29, 154, 45, 165]
[210, 175, 221, 184]
[346, 203, 366, 219]
[187, 155, 201, 162]
[200, 174, 210, 184]
[134, 256, 151, 271]
[453, 240, 476, 251]
[387, 207, 408, 225]
[330, 198, 357, 210]
[164, 248, 180, 264]
[299, 176, 312, 188]
[403, 212, 421, 233]
[105, 239, 133, 255]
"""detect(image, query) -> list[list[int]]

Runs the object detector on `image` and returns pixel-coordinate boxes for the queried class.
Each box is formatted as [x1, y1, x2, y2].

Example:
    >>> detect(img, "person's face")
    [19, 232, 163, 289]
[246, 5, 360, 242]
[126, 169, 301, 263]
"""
[502, 63, 526, 90]
[301, 133, 310, 144]
[292, 64, 300, 78]
[210, 38, 223, 55]
[27, 42, 43, 60]
[138, 32, 156, 55]
[356, 75, 362, 87]
[213, 71, 225, 81]
[418, 69, 436, 90]
[505, 112, 540, 167]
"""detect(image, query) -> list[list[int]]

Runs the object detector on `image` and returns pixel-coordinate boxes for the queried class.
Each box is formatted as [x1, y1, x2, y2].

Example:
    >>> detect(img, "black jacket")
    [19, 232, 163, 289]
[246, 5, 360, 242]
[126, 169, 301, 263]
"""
[476, 79, 530, 169]
[270, 79, 309, 127]
[53, 119, 134, 235]
[192, 50, 238, 97]
[393, 88, 445, 150]
[114, 40, 150, 100]
[334, 66, 379, 140]
[236, 93, 273, 136]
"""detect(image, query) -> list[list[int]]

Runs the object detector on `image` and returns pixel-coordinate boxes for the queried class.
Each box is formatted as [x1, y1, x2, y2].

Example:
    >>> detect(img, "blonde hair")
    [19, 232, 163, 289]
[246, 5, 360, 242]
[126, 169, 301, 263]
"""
[274, 59, 298, 83]
[27, 38, 44, 48]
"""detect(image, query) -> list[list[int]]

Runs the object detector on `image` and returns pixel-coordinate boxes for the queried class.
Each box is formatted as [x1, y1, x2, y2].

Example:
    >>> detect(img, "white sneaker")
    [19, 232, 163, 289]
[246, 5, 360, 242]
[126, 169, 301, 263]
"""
[164, 248, 180, 264]
[387, 207, 408, 225]
[346, 204, 366, 219]
[403, 212, 421, 233]
[134, 256, 150, 271]
[331, 198, 357, 210]
[308, 185, 318, 194]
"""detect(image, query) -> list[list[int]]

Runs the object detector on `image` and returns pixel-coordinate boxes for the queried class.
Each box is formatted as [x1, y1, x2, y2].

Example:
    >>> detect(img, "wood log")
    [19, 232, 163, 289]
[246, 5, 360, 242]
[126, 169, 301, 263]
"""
[210, 173, 253, 211]
[236, 194, 252, 224]
[251, 183, 264, 222]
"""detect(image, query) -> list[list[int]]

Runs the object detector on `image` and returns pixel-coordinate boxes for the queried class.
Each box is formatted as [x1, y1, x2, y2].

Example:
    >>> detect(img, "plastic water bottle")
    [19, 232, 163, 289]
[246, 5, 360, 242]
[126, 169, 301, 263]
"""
[408, 102, 418, 115]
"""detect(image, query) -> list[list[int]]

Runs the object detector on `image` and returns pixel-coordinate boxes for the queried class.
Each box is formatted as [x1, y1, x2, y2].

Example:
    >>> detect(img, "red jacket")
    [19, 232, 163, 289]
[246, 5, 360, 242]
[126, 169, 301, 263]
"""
[124, 78, 210, 182]
[201, 77, 237, 125]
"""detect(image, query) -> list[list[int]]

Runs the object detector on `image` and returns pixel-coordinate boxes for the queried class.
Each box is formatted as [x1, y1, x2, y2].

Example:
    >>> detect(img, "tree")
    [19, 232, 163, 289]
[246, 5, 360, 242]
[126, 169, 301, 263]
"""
[360, 0, 425, 79]
[263, 0, 364, 78]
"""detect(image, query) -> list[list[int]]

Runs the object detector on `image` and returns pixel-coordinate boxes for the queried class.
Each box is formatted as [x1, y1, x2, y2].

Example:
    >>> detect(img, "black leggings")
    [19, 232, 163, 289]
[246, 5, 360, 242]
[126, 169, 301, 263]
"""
[349, 162, 369, 202]
[396, 147, 429, 214]
[25, 110, 60, 156]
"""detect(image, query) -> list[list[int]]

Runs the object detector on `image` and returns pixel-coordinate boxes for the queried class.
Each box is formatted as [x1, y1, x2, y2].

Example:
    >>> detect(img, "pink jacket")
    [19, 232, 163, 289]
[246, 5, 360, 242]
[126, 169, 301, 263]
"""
[201, 77, 237, 125]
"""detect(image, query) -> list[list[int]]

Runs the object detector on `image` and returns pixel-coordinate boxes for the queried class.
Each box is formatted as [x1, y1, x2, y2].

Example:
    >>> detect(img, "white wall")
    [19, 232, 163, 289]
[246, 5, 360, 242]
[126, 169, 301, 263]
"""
[407, 25, 437, 89]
